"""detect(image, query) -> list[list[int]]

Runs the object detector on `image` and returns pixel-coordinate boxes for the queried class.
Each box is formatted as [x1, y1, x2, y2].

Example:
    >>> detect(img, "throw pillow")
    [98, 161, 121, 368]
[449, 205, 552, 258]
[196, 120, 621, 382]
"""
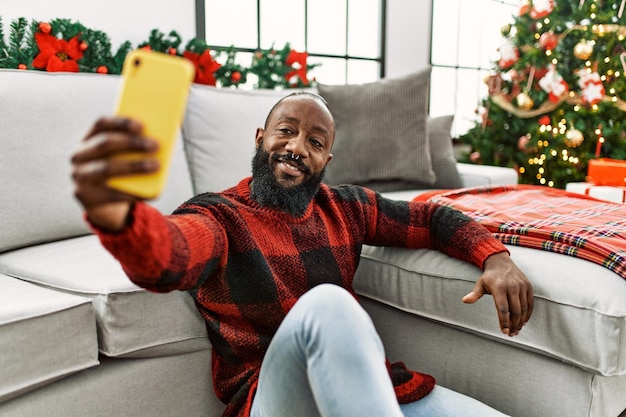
[317, 68, 436, 192]
[428, 115, 463, 189]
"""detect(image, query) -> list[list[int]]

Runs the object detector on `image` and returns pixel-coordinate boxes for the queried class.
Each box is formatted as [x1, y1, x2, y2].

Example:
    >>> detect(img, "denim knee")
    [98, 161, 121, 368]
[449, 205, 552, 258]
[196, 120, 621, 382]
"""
[295, 284, 376, 337]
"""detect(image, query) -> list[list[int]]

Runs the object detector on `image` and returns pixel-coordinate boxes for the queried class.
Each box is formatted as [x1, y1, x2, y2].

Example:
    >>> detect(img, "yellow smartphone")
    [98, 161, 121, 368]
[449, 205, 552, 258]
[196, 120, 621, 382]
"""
[106, 49, 195, 199]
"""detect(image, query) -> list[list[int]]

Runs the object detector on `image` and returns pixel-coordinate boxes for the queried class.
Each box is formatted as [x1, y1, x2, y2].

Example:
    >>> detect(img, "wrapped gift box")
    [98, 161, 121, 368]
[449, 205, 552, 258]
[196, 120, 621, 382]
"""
[587, 158, 626, 186]
[566, 182, 626, 203]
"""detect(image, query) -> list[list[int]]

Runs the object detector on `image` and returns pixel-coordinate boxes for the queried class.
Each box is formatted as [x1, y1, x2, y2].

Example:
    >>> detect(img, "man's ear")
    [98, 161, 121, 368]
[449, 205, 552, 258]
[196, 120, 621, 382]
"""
[325, 153, 333, 166]
[255, 128, 264, 147]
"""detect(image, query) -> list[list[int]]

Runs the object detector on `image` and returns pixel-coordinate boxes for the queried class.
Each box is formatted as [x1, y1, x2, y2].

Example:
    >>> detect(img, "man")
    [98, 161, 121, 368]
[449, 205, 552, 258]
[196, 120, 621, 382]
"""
[71, 91, 533, 417]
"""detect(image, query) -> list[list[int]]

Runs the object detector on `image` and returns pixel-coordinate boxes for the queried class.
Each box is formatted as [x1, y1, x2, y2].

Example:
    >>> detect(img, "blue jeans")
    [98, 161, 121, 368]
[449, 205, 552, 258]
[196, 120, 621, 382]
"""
[250, 284, 508, 417]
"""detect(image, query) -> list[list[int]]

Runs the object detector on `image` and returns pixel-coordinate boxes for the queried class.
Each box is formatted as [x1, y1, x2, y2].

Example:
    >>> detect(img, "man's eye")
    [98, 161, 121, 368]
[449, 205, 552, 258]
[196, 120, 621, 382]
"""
[279, 128, 292, 134]
[311, 139, 324, 148]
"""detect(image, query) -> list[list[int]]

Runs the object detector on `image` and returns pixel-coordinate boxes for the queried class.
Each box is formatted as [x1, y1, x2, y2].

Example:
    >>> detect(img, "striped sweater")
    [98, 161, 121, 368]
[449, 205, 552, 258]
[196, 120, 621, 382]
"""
[96, 177, 506, 417]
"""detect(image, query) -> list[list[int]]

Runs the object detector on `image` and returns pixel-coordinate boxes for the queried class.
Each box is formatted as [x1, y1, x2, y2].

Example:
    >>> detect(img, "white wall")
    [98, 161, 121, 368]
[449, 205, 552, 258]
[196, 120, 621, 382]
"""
[1, 0, 429, 78]
[1, 0, 196, 53]
[386, 0, 431, 77]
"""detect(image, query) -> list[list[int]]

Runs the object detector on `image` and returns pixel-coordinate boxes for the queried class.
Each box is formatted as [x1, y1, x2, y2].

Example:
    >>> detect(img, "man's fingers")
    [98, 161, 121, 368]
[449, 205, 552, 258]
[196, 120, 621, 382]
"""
[72, 131, 158, 164]
[462, 281, 486, 304]
[72, 157, 159, 183]
[493, 286, 531, 337]
[81, 116, 143, 142]
[524, 286, 535, 325]
[71, 116, 156, 232]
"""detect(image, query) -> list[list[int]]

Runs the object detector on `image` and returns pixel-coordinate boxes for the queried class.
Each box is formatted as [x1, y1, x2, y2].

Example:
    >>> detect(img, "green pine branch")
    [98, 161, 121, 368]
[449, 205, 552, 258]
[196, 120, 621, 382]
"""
[0, 15, 320, 90]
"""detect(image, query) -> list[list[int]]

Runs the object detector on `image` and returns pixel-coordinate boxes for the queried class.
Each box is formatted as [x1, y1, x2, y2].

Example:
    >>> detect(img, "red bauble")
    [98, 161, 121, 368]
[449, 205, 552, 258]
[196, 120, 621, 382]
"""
[231, 71, 241, 83]
[38, 22, 51, 34]
[519, 0, 530, 16]
[96, 65, 108, 74]
[539, 32, 558, 51]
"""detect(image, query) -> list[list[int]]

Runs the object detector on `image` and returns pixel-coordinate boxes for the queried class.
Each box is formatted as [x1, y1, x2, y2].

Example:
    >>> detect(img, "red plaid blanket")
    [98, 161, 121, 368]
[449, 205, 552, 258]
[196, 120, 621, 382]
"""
[414, 185, 626, 280]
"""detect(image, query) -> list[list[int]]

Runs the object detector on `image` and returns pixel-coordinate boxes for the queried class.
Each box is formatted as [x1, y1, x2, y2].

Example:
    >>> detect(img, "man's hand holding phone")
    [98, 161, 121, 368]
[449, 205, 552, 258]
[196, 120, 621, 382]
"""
[71, 117, 160, 232]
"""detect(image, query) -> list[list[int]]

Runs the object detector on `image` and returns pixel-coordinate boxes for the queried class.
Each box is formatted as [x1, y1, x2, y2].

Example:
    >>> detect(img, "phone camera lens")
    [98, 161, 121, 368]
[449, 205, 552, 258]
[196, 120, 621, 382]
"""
[134, 58, 141, 67]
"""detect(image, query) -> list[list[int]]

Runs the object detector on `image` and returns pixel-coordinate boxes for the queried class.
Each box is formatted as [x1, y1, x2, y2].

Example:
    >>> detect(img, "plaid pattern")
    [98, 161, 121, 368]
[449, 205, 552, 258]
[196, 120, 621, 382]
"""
[97, 178, 505, 417]
[416, 184, 626, 280]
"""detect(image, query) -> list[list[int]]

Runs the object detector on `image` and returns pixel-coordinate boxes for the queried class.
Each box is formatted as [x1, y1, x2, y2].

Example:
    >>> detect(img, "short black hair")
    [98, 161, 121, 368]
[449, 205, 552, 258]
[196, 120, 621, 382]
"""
[264, 91, 332, 129]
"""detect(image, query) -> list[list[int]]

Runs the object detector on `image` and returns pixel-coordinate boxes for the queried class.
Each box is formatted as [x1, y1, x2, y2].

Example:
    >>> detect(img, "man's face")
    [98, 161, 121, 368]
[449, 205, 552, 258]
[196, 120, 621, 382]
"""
[256, 95, 334, 186]
[250, 95, 335, 216]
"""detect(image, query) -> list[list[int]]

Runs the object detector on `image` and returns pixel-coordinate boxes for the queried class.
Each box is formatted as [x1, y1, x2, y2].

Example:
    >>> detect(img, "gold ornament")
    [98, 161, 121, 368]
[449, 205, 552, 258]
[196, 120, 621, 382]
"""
[565, 129, 584, 147]
[573, 40, 594, 60]
[516, 92, 534, 110]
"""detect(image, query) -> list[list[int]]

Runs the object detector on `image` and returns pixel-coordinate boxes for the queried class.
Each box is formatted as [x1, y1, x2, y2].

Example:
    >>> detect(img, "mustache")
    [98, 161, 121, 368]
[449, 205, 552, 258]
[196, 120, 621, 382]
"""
[273, 153, 310, 175]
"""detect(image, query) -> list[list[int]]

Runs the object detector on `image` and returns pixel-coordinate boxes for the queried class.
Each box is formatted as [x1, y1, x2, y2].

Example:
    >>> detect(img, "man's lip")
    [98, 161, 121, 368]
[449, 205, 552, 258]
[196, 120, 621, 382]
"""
[275, 155, 309, 174]
[278, 161, 304, 176]
[282, 160, 302, 170]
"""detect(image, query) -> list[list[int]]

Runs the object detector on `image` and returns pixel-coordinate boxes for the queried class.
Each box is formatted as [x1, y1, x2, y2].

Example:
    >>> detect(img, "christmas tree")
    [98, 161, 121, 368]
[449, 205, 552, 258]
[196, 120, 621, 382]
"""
[459, 0, 626, 188]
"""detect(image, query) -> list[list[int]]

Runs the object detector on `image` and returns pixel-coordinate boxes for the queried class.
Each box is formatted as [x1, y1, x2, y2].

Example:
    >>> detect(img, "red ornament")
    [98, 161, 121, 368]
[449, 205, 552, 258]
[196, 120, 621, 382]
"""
[38, 22, 52, 34]
[498, 39, 518, 69]
[183, 50, 221, 86]
[168, 47, 177, 55]
[230, 71, 241, 83]
[538, 115, 551, 126]
[530, 0, 555, 19]
[32, 32, 84, 72]
[17, 64, 27, 70]
[96, 65, 108, 74]
[517, 135, 531, 152]
[285, 50, 310, 85]
[539, 32, 558, 51]
[577, 71, 605, 105]
[518, 0, 530, 16]
[79, 41, 88, 51]
[141, 45, 152, 51]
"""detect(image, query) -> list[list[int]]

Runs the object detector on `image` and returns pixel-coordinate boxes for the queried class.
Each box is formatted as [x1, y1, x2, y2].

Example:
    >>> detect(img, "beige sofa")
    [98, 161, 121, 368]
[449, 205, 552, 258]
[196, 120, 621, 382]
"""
[0, 68, 624, 417]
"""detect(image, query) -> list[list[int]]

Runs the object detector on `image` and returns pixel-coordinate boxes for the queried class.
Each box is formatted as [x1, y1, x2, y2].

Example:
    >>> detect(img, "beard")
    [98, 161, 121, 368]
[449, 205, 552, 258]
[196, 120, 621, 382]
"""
[250, 143, 325, 217]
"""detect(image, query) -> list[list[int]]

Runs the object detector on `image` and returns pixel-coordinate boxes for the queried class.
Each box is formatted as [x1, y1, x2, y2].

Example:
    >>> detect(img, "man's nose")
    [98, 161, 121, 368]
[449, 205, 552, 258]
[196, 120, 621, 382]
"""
[285, 135, 307, 157]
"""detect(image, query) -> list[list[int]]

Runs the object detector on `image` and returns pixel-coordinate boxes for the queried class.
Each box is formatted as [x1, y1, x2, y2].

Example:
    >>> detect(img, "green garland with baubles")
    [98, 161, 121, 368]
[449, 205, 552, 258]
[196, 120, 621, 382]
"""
[0, 16, 319, 89]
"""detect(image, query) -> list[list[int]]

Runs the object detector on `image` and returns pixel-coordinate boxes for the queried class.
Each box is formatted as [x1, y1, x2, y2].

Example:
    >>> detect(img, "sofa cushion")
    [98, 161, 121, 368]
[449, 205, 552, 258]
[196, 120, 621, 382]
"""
[0, 69, 193, 253]
[354, 243, 626, 377]
[0, 273, 99, 402]
[428, 115, 463, 189]
[0, 235, 210, 358]
[317, 68, 435, 192]
[183, 85, 299, 194]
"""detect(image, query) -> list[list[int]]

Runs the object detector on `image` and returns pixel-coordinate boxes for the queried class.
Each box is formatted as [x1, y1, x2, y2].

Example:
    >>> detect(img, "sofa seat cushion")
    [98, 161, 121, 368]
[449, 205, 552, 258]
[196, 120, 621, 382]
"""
[0, 235, 210, 358]
[0, 273, 98, 403]
[354, 243, 626, 377]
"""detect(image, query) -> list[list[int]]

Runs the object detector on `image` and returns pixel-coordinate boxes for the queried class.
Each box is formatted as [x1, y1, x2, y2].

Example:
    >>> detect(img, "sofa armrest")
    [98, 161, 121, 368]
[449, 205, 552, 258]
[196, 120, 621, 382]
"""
[457, 163, 518, 188]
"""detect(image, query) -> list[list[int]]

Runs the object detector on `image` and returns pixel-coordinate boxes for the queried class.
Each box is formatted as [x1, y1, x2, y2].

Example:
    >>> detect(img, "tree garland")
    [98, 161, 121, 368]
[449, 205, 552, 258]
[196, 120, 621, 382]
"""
[0, 16, 319, 89]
